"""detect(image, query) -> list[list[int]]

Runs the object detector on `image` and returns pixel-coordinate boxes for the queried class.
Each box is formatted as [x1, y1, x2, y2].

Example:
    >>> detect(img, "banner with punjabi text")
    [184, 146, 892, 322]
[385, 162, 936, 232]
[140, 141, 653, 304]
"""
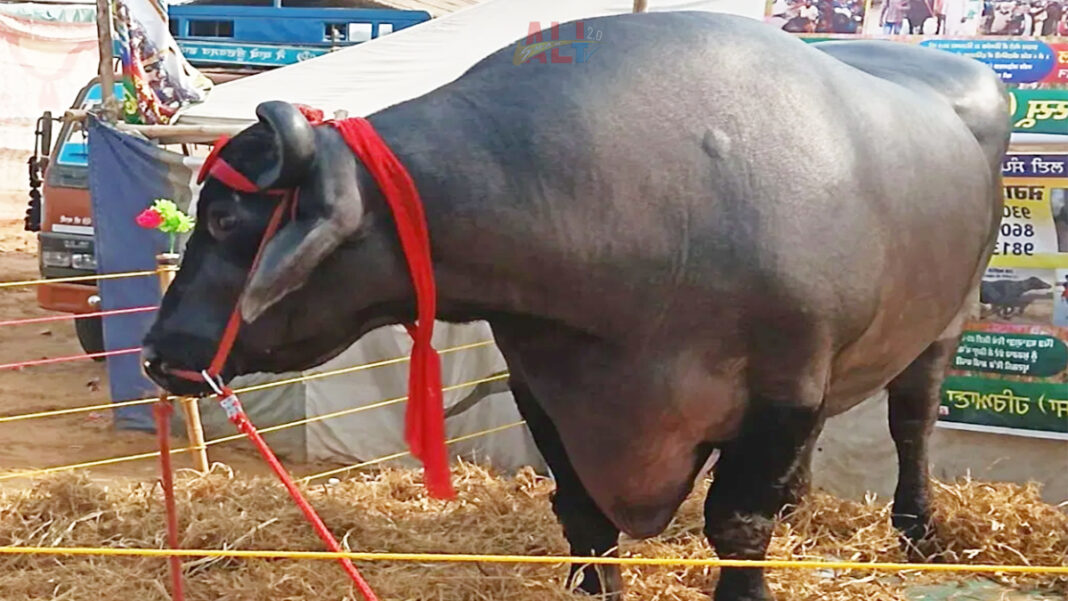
[766, 10, 1068, 439]
[938, 153, 1068, 440]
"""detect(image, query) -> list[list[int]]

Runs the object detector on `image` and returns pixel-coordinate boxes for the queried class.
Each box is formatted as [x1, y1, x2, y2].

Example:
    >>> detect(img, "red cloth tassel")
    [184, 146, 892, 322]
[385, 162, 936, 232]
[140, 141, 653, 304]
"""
[332, 117, 454, 500]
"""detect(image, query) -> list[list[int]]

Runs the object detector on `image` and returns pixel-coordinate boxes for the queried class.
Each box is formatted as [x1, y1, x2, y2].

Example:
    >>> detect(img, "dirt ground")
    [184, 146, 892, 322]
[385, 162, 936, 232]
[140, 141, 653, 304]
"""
[0, 176, 319, 486]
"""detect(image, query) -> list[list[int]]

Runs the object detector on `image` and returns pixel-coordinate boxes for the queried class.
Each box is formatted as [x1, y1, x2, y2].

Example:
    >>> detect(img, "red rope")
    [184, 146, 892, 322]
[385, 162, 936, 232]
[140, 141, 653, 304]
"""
[0, 306, 156, 328]
[153, 399, 187, 601]
[207, 198, 289, 378]
[0, 348, 137, 371]
[218, 388, 380, 601]
[159, 107, 463, 601]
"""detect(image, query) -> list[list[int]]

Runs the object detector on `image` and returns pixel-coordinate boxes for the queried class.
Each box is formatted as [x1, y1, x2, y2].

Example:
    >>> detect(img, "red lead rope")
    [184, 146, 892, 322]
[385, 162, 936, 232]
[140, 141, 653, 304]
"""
[153, 108, 451, 601]
[161, 195, 381, 601]
[331, 118, 453, 500]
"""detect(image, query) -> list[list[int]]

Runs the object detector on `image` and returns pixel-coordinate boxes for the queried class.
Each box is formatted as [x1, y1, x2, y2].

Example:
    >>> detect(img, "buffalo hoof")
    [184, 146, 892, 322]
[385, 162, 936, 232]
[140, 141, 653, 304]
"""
[568, 565, 623, 600]
[712, 569, 773, 601]
[891, 512, 941, 561]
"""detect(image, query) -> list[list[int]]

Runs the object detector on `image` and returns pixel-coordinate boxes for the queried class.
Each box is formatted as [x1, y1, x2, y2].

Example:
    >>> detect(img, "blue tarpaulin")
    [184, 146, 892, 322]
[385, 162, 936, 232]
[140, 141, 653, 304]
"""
[87, 117, 197, 431]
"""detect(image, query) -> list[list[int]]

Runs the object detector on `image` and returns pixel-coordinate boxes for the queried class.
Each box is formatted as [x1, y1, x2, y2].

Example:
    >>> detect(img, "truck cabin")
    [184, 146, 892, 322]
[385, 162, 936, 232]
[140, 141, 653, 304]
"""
[27, 1, 431, 355]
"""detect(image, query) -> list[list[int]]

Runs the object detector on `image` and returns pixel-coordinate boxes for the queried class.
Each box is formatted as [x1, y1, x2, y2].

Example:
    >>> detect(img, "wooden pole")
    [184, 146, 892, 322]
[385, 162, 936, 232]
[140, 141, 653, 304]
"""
[157, 253, 210, 473]
[64, 111, 247, 144]
[117, 122, 248, 143]
[94, 0, 120, 122]
[633, 0, 648, 12]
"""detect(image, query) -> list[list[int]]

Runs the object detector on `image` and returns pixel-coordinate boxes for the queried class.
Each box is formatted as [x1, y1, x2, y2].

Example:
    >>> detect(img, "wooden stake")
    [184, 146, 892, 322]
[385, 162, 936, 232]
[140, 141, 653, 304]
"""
[157, 253, 210, 473]
[633, 0, 648, 12]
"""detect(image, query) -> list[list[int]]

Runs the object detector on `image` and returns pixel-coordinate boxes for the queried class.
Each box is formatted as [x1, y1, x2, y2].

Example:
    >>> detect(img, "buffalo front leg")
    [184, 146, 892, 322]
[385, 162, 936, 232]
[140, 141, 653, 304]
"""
[511, 379, 623, 599]
[886, 337, 956, 554]
[780, 415, 827, 512]
[704, 401, 824, 601]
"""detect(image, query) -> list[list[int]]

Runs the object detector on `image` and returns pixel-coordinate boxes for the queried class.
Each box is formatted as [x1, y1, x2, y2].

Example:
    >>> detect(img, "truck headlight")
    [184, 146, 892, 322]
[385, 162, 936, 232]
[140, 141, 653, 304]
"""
[42, 250, 71, 268]
[71, 253, 96, 270]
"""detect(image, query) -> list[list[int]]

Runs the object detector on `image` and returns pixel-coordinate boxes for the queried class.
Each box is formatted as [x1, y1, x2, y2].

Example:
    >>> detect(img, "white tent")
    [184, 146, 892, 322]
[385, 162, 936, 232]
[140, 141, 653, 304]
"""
[174, 0, 764, 473]
[178, 0, 763, 125]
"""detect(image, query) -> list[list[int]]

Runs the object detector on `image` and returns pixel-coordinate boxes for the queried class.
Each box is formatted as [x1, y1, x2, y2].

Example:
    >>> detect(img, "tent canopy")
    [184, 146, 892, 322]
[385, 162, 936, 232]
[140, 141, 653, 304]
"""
[176, 0, 762, 125]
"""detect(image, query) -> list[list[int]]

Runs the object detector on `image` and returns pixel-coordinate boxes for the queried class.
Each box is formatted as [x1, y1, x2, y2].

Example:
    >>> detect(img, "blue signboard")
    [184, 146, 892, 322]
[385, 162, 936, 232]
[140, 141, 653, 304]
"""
[918, 39, 1061, 85]
[176, 40, 331, 67]
[1002, 155, 1068, 178]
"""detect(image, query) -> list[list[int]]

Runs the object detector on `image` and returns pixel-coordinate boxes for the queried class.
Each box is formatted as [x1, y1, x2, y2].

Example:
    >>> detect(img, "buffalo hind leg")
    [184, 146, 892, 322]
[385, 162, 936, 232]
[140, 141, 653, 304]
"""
[511, 379, 623, 599]
[704, 400, 824, 601]
[887, 337, 957, 556]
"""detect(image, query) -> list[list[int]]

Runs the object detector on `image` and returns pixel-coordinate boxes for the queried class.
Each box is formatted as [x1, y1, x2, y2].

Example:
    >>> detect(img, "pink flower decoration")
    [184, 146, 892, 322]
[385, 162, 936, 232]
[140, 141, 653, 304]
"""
[136, 208, 163, 229]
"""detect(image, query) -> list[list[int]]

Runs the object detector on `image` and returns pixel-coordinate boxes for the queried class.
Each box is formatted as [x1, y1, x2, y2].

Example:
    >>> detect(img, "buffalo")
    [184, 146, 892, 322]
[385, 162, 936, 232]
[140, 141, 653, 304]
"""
[142, 12, 1010, 601]
[980, 276, 1052, 318]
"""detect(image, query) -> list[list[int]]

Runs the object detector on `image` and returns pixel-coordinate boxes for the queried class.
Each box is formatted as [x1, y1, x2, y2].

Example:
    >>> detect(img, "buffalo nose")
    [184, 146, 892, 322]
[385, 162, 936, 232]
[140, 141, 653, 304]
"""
[142, 345, 164, 378]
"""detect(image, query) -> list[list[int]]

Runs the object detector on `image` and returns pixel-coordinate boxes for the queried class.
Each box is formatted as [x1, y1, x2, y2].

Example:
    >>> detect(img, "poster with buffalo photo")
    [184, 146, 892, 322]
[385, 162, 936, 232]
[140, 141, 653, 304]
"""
[938, 152, 1068, 441]
[980, 267, 1055, 325]
[764, 0, 869, 34]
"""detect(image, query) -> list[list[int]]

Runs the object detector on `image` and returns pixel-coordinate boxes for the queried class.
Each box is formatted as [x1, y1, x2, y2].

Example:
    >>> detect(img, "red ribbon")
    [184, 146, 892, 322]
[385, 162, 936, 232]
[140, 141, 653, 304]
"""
[196, 109, 453, 500]
[331, 117, 453, 500]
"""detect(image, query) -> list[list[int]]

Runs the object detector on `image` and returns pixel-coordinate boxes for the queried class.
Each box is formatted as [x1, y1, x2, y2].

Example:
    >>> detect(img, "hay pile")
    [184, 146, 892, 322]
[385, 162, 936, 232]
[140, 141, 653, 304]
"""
[0, 463, 1064, 601]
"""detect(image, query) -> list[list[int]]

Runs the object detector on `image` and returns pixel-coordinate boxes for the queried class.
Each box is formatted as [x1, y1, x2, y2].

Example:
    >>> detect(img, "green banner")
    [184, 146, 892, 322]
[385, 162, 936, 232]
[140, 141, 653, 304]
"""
[1010, 89, 1068, 136]
[940, 376, 1068, 437]
[952, 331, 1068, 377]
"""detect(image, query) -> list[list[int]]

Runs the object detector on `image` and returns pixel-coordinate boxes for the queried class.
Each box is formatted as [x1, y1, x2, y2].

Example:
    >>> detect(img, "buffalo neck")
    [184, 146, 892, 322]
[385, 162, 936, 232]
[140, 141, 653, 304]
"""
[360, 95, 560, 327]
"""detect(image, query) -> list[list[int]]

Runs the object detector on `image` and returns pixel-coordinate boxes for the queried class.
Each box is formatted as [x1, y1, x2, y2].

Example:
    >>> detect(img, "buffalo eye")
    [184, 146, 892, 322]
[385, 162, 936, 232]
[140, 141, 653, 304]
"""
[207, 205, 239, 239]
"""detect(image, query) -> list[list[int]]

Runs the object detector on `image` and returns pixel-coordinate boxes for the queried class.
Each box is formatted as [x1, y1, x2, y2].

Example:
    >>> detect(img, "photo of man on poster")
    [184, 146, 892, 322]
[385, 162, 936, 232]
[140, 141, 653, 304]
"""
[764, 0, 868, 33]
[980, 0, 1068, 35]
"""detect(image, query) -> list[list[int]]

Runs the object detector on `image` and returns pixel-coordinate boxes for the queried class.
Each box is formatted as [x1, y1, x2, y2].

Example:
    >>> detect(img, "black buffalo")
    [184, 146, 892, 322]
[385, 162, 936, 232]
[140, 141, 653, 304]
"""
[142, 13, 1010, 601]
[980, 276, 1052, 318]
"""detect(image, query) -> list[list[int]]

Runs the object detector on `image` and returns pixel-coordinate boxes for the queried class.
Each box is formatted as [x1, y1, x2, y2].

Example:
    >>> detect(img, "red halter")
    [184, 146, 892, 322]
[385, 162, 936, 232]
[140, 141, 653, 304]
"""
[179, 106, 453, 500]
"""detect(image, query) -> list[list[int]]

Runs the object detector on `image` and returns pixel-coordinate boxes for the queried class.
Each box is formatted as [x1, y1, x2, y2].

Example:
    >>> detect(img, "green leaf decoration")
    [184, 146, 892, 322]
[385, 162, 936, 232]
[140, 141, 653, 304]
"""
[151, 198, 195, 234]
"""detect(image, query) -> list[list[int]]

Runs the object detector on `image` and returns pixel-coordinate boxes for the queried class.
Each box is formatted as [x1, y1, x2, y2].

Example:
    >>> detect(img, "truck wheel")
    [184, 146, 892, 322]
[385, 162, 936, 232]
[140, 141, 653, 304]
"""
[74, 316, 106, 360]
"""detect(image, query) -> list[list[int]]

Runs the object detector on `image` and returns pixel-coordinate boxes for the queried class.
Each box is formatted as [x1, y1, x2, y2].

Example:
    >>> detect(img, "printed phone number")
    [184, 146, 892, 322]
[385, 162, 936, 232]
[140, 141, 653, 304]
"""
[994, 205, 1037, 256]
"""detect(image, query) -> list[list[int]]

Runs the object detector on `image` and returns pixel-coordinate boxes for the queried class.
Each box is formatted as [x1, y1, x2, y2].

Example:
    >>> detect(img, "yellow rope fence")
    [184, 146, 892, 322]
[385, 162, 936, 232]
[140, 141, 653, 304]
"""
[0, 340, 495, 424]
[0, 268, 174, 289]
[298, 420, 525, 483]
[0, 373, 512, 482]
[0, 546, 1062, 575]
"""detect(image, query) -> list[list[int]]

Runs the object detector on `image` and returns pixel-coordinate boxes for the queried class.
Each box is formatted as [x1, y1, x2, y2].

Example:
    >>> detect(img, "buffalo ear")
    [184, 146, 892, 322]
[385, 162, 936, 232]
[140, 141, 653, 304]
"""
[238, 128, 364, 322]
[252, 101, 317, 189]
[238, 218, 348, 322]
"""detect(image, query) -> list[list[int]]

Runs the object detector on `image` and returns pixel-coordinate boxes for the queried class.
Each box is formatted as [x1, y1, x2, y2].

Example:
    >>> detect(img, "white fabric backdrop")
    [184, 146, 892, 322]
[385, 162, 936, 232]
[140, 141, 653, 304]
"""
[0, 7, 98, 151]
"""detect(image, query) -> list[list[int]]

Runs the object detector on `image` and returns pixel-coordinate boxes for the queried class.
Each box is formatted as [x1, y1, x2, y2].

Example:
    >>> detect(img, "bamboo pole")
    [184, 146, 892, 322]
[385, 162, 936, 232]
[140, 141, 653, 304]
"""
[116, 122, 248, 142]
[156, 253, 210, 473]
[94, 0, 120, 122]
[63, 110, 246, 144]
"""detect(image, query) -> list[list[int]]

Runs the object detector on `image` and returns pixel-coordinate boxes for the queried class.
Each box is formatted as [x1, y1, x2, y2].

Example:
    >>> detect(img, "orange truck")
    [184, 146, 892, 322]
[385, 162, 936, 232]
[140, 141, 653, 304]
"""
[24, 78, 122, 356]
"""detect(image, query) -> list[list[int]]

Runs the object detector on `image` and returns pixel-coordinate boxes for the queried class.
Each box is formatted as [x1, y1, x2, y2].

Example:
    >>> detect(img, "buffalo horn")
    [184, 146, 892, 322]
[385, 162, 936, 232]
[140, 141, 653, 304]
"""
[251, 101, 317, 190]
